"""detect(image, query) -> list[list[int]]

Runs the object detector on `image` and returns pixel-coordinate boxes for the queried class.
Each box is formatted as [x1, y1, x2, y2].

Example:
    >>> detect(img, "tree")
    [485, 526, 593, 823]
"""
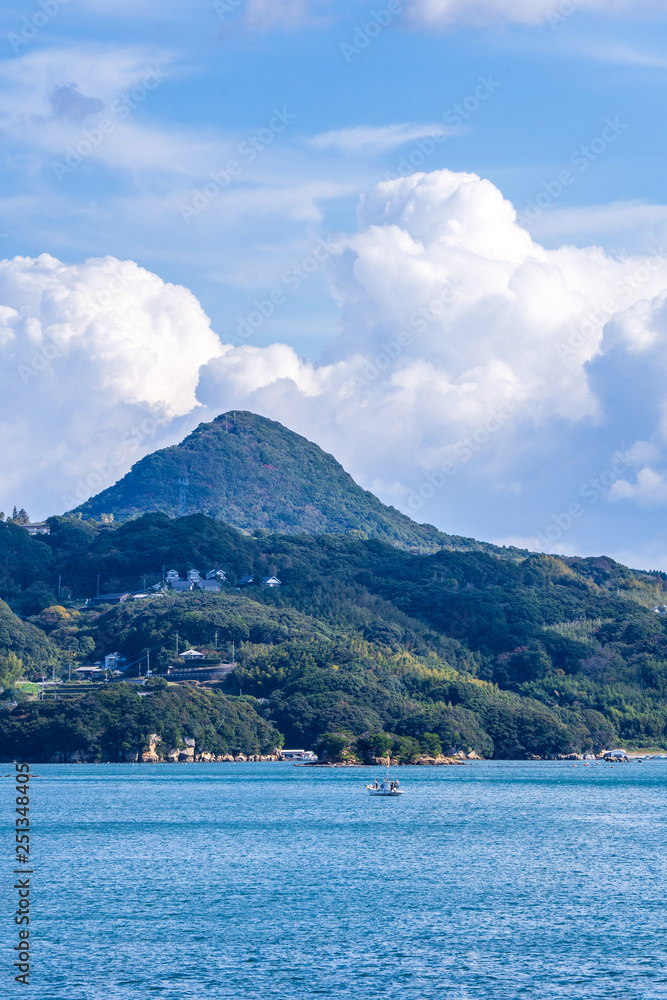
[0, 652, 24, 691]
[313, 732, 354, 761]
[421, 732, 443, 758]
[357, 731, 392, 761]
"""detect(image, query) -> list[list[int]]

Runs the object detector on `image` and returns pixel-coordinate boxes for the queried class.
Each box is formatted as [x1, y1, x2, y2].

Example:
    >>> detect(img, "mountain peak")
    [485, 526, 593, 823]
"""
[73, 410, 485, 551]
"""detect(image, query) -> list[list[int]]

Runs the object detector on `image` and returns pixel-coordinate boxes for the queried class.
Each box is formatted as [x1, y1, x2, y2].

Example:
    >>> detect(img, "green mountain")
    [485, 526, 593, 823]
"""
[72, 411, 496, 553]
[2, 511, 667, 761]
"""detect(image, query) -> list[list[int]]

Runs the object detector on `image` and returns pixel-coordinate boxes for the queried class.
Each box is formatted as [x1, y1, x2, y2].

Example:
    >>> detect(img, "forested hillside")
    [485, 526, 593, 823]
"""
[1, 511, 667, 760]
[71, 411, 499, 553]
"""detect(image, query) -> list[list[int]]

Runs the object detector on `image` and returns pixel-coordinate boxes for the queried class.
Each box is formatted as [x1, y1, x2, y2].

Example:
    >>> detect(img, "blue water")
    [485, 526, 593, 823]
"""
[4, 761, 667, 999]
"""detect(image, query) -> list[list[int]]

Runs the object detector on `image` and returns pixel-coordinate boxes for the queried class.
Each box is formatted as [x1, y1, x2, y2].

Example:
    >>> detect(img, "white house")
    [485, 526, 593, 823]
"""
[179, 649, 205, 660]
[187, 569, 202, 582]
[263, 576, 281, 588]
[280, 749, 317, 761]
[166, 569, 180, 583]
[206, 569, 227, 582]
[24, 522, 51, 536]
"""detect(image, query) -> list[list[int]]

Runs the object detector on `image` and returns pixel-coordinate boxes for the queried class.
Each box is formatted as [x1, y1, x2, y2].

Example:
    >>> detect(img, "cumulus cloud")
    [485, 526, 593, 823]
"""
[0, 254, 223, 516]
[306, 123, 459, 155]
[192, 168, 667, 568]
[8, 168, 667, 568]
[197, 169, 667, 483]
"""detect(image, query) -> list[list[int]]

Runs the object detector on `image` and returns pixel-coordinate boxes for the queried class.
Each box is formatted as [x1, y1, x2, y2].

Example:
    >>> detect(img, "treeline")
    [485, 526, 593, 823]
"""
[2, 512, 667, 757]
[0, 681, 281, 763]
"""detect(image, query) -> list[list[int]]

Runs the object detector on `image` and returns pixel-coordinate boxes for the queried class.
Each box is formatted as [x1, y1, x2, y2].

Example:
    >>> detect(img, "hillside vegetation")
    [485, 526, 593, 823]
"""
[72, 411, 503, 553]
[1, 512, 667, 760]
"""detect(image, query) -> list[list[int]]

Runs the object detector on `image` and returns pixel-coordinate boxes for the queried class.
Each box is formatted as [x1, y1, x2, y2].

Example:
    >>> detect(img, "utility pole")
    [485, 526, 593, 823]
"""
[58, 574, 62, 597]
[214, 630, 218, 651]
[176, 633, 179, 656]
[147, 649, 150, 677]
[96, 574, 100, 597]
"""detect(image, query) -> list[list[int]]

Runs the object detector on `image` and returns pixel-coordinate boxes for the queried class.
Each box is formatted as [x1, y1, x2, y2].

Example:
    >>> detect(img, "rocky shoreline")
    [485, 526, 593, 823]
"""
[37, 737, 483, 765]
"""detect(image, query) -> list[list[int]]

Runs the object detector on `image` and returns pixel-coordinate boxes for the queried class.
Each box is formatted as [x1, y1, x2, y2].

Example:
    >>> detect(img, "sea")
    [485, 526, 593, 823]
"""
[4, 760, 667, 999]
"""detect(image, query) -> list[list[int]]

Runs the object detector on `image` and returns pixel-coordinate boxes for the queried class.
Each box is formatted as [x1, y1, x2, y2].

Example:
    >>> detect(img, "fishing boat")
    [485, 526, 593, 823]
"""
[367, 767, 403, 796]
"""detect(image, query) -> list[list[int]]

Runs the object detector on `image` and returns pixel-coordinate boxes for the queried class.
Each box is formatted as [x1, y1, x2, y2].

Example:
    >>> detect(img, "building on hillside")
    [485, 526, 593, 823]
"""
[24, 522, 51, 536]
[104, 652, 126, 671]
[179, 649, 205, 660]
[206, 569, 227, 582]
[263, 576, 281, 587]
[238, 574, 255, 587]
[75, 666, 105, 680]
[171, 580, 194, 592]
[187, 569, 202, 582]
[165, 569, 180, 583]
[166, 662, 236, 682]
[198, 580, 221, 593]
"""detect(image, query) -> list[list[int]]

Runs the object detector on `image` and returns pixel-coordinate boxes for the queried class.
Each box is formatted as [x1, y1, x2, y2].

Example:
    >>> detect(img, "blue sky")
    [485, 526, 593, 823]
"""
[3, 0, 667, 569]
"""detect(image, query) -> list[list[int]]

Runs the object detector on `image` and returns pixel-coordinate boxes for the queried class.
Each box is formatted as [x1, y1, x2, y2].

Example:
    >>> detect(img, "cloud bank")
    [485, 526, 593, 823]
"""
[0, 254, 221, 515]
[6, 169, 667, 566]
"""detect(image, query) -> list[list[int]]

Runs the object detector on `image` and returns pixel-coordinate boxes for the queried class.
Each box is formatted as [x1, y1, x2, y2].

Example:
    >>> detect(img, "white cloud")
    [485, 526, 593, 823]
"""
[0, 254, 223, 515]
[608, 468, 667, 505]
[306, 123, 460, 155]
[9, 168, 667, 569]
[523, 201, 667, 253]
[194, 168, 667, 528]
[406, 0, 665, 28]
[244, 0, 313, 29]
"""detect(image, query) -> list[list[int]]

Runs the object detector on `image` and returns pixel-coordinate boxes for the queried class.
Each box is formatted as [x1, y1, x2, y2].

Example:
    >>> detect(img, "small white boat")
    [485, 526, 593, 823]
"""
[367, 768, 403, 796]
